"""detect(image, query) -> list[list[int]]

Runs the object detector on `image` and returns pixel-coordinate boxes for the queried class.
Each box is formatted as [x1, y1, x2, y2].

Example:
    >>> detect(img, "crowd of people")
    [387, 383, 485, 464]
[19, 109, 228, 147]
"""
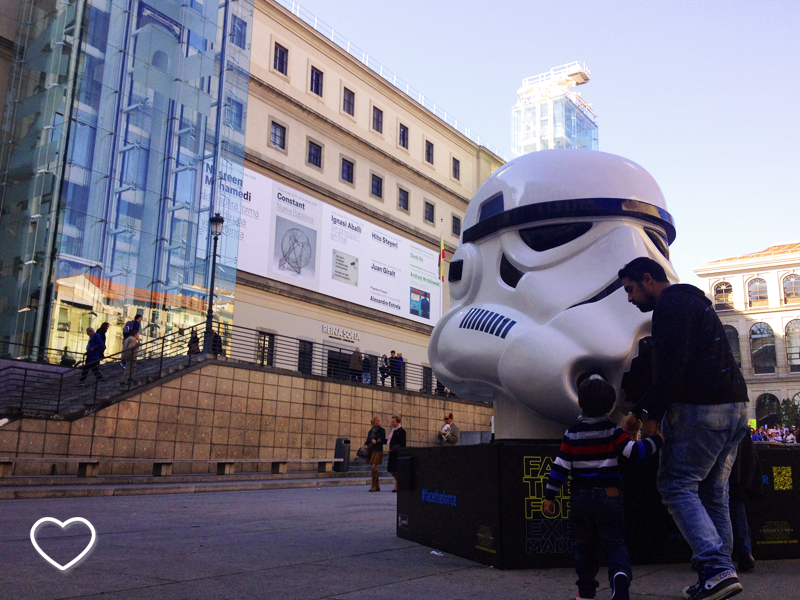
[360, 411, 459, 493]
[349, 349, 411, 390]
[752, 425, 797, 443]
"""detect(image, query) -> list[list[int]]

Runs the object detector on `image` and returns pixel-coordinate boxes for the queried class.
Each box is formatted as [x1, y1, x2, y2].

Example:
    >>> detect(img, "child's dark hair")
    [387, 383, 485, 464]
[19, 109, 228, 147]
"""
[578, 377, 616, 417]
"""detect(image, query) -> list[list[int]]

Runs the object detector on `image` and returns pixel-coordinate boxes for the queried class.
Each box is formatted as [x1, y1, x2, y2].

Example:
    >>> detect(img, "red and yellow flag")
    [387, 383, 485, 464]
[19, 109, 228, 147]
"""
[439, 228, 445, 283]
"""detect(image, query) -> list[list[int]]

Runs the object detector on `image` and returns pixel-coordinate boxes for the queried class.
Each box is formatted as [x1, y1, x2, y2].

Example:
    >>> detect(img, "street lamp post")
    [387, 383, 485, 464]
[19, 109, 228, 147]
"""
[204, 213, 225, 352]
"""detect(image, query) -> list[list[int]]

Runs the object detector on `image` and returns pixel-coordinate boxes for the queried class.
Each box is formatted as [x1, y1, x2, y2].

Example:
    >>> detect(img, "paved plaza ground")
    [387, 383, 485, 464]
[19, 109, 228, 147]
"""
[0, 486, 796, 599]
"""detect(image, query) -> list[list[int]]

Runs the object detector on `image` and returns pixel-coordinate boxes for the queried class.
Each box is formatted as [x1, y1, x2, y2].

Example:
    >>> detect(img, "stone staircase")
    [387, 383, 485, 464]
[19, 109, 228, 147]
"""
[58, 354, 197, 413]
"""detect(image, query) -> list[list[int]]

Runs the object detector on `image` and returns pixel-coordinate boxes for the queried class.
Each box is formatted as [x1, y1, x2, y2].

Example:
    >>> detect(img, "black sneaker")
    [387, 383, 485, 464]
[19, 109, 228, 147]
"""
[75, 381, 86, 387]
[682, 580, 702, 599]
[611, 572, 629, 600]
[686, 568, 742, 600]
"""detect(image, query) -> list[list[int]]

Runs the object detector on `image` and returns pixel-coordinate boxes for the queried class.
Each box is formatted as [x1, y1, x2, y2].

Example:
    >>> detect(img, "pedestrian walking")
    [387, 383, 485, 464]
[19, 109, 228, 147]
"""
[188, 329, 200, 354]
[379, 354, 389, 386]
[120, 333, 140, 386]
[396, 352, 405, 390]
[619, 257, 748, 600]
[364, 416, 386, 492]
[97, 322, 110, 359]
[349, 347, 363, 382]
[120, 314, 142, 369]
[77, 327, 105, 386]
[388, 351, 398, 388]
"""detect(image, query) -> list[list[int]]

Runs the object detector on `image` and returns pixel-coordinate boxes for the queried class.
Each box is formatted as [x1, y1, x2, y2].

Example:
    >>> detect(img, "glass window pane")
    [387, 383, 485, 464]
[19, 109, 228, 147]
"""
[310, 67, 323, 96]
[750, 322, 776, 373]
[748, 278, 768, 306]
[398, 188, 408, 210]
[371, 174, 382, 198]
[343, 88, 354, 116]
[399, 124, 409, 149]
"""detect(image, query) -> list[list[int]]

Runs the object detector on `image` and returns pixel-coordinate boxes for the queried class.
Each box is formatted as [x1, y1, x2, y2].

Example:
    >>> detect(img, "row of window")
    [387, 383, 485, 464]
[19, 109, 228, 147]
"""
[715, 274, 800, 308]
[269, 121, 462, 235]
[272, 42, 461, 180]
[725, 320, 800, 374]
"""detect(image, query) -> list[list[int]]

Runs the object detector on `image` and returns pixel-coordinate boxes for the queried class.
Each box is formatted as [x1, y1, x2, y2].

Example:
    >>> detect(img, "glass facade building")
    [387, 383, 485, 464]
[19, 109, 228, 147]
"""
[0, 0, 254, 358]
[511, 62, 598, 158]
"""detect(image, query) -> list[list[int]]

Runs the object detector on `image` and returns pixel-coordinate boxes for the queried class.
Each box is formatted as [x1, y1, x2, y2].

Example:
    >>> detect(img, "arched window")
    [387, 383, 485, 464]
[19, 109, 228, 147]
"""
[714, 282, 733, 308]
[784, 274, 800, 304]
[756, 393, 781, 427]
[750, 322, 776, 374]
[723, 325, 741, 368]
[793, 392, 800, 411]
[787, 319, 800, 373]
[748, 278, 768, 307]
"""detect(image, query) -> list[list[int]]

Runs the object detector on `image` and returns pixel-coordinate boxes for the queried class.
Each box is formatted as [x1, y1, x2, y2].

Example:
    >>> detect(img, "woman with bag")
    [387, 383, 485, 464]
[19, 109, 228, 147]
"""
[386, 415, 406, 493]
[364, 416, 386, 492]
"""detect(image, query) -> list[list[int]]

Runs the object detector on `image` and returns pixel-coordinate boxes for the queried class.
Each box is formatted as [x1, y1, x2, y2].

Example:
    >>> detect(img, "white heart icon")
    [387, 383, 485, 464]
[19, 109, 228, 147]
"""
[30, 517, 97, 571]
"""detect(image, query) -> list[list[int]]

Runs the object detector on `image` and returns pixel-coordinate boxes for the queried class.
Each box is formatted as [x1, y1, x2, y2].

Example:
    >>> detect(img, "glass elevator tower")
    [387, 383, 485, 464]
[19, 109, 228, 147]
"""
[0, 0, 253, 358]
[511, 62, 598, 158]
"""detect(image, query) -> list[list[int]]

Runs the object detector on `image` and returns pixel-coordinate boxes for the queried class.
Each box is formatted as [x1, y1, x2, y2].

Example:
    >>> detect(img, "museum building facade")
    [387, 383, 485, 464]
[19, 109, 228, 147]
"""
[0, 0, 504, 375]
[694, 242, 800, 426]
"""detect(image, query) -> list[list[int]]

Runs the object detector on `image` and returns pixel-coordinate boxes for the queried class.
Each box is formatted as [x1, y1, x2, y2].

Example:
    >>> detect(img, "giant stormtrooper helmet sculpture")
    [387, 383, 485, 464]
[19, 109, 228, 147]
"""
[429, 150, 678, 439]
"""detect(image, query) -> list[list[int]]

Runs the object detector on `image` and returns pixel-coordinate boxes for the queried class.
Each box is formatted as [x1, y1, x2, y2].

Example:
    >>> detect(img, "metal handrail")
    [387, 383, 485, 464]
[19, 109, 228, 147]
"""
[0, 341, 74, 365]
[0, 322, 458, 418]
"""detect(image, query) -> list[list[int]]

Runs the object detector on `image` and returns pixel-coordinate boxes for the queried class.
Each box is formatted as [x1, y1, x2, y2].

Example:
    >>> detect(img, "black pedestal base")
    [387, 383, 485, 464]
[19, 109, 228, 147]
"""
[396, 441, 800, 570]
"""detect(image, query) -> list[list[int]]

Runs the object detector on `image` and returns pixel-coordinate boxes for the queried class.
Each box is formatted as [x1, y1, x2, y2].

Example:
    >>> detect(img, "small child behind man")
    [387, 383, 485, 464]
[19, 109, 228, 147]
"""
[543, 376, 664, 600]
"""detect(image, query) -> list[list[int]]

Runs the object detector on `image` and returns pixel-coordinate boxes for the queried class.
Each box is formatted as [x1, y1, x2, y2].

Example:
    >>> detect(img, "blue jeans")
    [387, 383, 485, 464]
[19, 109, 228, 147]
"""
[571, 487, 632, 599]
[729, 486, 752, 559]
[657, 402, 748, 572]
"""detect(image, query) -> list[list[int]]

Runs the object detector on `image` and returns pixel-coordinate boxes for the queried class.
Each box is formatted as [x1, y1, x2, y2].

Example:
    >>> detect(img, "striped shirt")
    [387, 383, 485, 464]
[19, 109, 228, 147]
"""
[544, 415, 664, 501]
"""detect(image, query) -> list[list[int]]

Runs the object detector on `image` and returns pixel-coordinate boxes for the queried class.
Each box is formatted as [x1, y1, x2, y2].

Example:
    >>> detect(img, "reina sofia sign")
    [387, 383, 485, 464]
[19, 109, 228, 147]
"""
[322, 324, 361, 342]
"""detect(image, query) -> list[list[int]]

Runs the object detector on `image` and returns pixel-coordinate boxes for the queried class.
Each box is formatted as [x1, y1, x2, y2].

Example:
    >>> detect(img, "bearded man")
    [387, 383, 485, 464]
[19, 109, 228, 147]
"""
[619, 256, 748, 600]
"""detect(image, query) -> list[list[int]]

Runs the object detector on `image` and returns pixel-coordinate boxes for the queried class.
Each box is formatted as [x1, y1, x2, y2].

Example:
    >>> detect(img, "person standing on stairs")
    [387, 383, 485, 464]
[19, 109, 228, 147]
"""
[121, 332, 140, 386]
[77, 327, 105, 386]
[121, 314, 142, 369]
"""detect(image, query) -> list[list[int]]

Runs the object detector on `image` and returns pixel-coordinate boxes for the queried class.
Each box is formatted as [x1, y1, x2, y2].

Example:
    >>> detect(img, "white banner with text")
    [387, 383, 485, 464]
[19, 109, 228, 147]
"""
[238, 168, 441, 325]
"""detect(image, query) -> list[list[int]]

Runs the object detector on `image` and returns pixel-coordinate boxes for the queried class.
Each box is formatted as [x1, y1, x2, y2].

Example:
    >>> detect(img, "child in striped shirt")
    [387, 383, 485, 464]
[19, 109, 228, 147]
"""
[543, 376, 664, 600]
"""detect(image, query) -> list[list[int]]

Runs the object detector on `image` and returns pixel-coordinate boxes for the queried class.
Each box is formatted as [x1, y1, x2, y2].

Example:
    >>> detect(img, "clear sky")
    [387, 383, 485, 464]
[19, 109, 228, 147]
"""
[285, 0, 800, 286]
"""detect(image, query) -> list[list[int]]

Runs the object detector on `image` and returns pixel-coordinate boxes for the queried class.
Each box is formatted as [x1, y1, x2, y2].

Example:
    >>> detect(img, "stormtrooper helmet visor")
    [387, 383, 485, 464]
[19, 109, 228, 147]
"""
[463, 195, 675, 246]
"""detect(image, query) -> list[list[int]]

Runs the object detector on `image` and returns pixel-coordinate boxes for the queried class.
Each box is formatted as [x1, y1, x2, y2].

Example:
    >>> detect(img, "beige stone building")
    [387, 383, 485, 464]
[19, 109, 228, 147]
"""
[694, 242, 800, 425]
[237, 1, 504, 369]
[0, 0, 500, 472]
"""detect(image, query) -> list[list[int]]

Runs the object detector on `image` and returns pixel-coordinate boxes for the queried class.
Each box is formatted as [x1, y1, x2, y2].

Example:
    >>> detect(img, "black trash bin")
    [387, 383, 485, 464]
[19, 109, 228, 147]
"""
[334, 437, 350, 472]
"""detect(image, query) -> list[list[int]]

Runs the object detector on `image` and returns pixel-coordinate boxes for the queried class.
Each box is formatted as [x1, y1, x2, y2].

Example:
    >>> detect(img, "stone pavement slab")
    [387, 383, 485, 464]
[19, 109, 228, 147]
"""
[0, 487, 796, 599]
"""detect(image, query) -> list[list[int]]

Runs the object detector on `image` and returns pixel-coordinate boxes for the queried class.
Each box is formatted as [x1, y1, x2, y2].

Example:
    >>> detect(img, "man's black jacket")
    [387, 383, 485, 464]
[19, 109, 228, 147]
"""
[633, 284, 749, 421]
